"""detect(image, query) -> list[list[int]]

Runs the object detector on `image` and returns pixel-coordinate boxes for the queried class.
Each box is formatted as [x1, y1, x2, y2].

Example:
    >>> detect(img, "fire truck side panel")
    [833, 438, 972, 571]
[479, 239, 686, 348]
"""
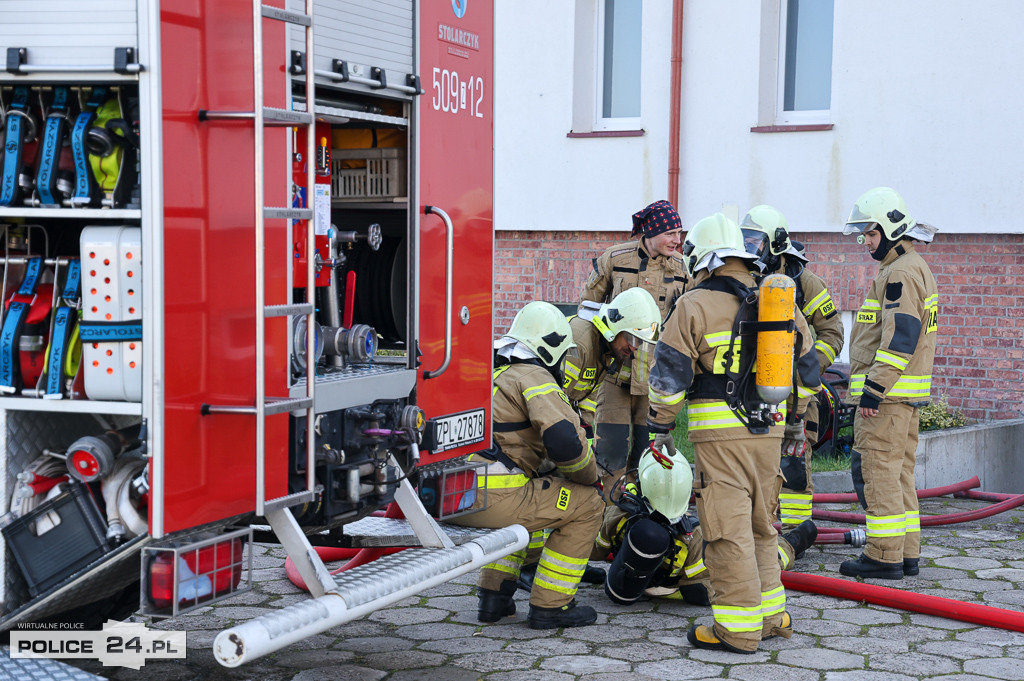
[415, 0, 494, 463]
[158, 0, 291, 534]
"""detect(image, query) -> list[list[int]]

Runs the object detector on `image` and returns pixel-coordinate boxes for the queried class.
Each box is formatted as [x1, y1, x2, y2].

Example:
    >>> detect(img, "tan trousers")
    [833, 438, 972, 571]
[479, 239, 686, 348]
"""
[693, 436, 786, 652]
[595, 380, 650, 471]
[449, 476, 604, 608]
[851, 402, 920, 564]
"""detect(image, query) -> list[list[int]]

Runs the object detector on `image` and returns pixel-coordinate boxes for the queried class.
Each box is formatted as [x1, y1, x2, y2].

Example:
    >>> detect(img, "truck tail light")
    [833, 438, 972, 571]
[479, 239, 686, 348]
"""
[147, 537, 244, 611]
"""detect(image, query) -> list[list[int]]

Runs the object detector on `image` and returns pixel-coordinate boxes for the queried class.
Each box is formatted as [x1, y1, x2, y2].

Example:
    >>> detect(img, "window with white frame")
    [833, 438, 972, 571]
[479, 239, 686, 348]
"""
[595, 0, 642, 129]
[776, 0, 833, 124]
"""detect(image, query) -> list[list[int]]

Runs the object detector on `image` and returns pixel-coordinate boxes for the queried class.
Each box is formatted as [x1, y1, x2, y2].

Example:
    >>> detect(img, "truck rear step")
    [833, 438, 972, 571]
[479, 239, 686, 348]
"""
[213, 523, 527, 667]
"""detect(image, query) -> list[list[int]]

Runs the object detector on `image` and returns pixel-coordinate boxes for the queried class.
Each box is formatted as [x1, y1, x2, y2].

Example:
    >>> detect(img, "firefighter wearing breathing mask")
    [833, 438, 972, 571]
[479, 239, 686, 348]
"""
[646, 213, 821, 654]
[741, 205, 845, 530]
[579, 200, 689, 472]
[594, 449, 819, 607]
[839, 187, 938, 581]
[449, 301, 604, 630]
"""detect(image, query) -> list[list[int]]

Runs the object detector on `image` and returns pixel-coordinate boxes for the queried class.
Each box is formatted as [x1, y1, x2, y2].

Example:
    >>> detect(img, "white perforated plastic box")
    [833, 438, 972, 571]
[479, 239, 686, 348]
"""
[80, 226, 142, 402]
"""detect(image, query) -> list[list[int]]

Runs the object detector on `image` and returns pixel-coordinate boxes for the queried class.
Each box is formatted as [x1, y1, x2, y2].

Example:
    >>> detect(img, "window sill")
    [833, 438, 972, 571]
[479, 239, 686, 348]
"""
[567, 129, 645, 138]
[750, 123, 834, 133]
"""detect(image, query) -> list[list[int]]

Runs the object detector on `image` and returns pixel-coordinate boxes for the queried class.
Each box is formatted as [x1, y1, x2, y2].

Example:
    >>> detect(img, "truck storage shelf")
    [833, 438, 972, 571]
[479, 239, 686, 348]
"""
[0, 398, 142, 415]
[0, 207, 142, 220]
[291, 365, 416, 414]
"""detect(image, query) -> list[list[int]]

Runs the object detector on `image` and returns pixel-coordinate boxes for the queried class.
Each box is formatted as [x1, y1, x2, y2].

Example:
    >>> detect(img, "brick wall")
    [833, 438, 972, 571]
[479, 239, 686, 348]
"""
[493, 230, 1024, 422]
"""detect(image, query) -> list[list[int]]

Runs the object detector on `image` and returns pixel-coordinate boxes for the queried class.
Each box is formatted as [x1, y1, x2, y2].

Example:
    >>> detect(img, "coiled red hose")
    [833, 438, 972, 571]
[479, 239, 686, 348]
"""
[812, 476, 980, 504]
[782, 571, 1024, 633]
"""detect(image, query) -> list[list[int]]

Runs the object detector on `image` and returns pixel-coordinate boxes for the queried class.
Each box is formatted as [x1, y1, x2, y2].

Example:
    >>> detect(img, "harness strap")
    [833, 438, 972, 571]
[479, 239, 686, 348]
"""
[0, 86, 31, 206]
[36, 86, 72, 206]
[43, 259, 82, 398]
[69, 86, 108, 207]
[0, 256, 43, 392]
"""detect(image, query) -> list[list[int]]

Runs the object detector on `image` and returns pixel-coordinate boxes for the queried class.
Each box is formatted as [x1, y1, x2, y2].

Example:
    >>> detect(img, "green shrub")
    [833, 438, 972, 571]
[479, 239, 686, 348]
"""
[919, 395, 969, 431]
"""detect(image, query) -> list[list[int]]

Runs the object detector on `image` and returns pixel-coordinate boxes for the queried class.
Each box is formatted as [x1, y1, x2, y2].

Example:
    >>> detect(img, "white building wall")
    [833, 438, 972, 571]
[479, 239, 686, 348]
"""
[678, 0, 1024, 235]
[494, 0, 674, 232]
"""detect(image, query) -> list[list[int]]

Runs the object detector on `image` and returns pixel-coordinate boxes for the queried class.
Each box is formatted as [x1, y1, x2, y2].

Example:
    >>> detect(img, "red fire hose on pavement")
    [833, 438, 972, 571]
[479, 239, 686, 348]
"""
[812, 492, 1024, 527]
[812, 476, 980, 504]
[782, 571, 1024, 633]
[286, 504, 406, 592]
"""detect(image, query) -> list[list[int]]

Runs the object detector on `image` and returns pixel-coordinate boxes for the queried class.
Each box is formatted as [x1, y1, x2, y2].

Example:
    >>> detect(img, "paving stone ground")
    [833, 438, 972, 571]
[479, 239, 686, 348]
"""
[57, 496, 1024, 680]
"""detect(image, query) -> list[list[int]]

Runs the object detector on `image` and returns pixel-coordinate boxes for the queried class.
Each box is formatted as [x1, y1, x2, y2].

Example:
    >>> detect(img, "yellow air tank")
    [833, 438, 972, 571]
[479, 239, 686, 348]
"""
[756, 273, 797, 405]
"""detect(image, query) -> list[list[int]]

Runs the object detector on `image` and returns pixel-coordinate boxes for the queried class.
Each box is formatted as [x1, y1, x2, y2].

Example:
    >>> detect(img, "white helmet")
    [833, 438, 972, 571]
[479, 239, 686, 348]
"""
[637, 446, 693, 520]
[593, 287, 661, 345]
[681, 212, 758, 277]
[503, 301, 575, 367]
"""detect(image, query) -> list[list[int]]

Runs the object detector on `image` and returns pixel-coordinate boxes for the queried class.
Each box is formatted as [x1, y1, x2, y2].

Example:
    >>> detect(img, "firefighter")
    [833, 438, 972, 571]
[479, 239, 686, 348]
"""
[839, 187, 938, 580]
[565, 287, 662, 442]
[449, 301, 604, 629]
[741, 205, 845, 531]
[595, 448, 819, 608]
[579, 200, 689, 472]
[513, 287, 663, 593]
[646, 212, 821, 654]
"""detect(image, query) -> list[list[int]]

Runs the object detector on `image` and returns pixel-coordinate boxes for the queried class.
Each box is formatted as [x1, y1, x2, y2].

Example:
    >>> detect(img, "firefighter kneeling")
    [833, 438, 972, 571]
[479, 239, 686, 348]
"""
[449, 301, 604, 629]
[596, 448, 819, 607]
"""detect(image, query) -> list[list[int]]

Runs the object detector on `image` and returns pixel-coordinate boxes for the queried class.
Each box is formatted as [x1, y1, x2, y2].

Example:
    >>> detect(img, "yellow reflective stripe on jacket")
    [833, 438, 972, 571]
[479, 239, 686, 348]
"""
[861, 299, 881, 310]
[796, 383, 820, 398]
[761, 586, 786, 617]
[557, 442, 593, 474]
[492, 365, 511, 396]
[688, 402, 745, 430]
[704, 331, 733, 347]
[875, 349, 909, 371]
[814, 339, 837, 364]
[802, 289, 832, 317]
[580, 397, 597, 413]
[482, 473, 531, 489]
[712, 603, 763, 632]
[534, 546, 588, 596]
[905, 511, 921, 534]
[849, 373, 865, 397]
[524, 382, 562, 401]
[866, 513, 906, 538]
[649, 384, 686, 407]
[856, 299, 880, 324]
[888, 374, 931, 398]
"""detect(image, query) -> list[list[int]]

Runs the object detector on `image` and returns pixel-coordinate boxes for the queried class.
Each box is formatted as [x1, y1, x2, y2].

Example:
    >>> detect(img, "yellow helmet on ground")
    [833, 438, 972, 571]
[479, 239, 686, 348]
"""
[637, 447, 693, 520]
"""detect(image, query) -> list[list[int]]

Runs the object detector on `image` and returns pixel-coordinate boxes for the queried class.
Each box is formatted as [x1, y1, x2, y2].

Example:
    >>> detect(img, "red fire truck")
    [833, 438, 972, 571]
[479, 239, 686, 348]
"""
[0, 0, 523, 666]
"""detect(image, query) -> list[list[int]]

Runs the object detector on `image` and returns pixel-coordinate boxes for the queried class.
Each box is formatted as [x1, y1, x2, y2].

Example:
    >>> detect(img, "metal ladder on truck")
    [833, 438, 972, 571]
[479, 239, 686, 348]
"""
[201, 1, 528, 667]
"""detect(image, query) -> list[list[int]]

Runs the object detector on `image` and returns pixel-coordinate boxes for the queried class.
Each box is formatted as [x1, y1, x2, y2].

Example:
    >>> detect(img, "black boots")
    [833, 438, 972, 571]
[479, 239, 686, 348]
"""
[839, 553, 903, 580]
[903, 558, 920, 576]
[781, 520, 818, 560]
[477, 580, 517, 623]
[527, 600, 598, 629]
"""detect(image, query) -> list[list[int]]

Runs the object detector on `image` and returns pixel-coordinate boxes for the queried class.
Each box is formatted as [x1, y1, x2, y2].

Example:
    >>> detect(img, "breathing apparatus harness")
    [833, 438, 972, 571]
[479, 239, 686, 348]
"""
[687, 276, 798, 434]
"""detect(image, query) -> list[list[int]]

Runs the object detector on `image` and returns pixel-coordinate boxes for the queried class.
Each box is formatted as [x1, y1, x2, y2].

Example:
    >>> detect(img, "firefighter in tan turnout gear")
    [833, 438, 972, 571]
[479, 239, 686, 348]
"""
[646, 213, 822, 654]
[741, 205, 845, 530]
[839, 187, 939, 580]
[449, 301, 604, 629]
[579, 200, 688, 471]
